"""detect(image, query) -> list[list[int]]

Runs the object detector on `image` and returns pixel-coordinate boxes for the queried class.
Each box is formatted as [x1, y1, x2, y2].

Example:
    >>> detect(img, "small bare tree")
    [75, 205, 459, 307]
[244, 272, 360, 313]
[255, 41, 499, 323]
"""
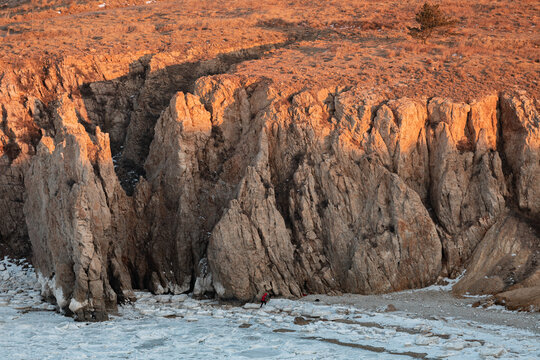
[408, 2, 457, 44]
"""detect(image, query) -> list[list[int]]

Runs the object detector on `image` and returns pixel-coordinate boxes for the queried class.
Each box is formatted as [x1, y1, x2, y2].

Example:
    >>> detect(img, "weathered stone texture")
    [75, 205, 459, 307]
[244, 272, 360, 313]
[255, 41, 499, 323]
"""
[1, 68, 537, 316]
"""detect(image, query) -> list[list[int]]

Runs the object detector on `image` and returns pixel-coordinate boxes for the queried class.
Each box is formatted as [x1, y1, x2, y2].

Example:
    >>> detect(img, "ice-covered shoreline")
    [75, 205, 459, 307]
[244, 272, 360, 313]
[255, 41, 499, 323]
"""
[1, 258, 539, 359]
[299, 288, 540, 334]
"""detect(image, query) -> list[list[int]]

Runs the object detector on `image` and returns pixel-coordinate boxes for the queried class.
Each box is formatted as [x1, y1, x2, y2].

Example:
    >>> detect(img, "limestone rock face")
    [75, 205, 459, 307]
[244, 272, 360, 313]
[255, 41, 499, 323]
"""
[24, 95, 134, 321]
[1, 65, 537, 317]
[450, 91, 539, 310]
[208, 159, 301, 300]
[366, 98, 430, 202]
[140, 76, 441, 300]
[427, 97, 507, 276]
[0, 57, 139, 259]
[135, 91, 213, 294]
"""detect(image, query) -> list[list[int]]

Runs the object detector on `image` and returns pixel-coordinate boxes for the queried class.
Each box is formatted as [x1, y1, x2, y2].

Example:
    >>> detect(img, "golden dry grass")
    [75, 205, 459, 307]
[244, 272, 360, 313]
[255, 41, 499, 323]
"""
[0, 0, 538, 100]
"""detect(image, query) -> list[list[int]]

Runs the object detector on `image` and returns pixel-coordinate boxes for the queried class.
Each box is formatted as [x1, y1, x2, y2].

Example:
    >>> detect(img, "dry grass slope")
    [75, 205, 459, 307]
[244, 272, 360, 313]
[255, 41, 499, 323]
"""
[0, 0, 537, 101]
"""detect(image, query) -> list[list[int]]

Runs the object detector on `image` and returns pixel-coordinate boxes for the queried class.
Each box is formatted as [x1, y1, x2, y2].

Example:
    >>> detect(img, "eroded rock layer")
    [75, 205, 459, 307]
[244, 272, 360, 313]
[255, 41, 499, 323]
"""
[1, 69, 538, 319]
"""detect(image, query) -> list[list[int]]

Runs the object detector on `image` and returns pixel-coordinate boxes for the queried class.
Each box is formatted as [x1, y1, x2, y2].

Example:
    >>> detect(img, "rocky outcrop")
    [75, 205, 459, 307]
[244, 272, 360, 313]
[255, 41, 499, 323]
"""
[1, 47, 283, 263]
[1, 61, 538, 318]
[0, 57, 132, 261]
[135, 91, 213, 295]
[453, 214, 539, 311]
[500, 91, 540, 216]
[137, 77, 538, 306]
[452, 92, 540, 310]
[427, 96, 507, 276]
[133, 78, 444, 302]
[24, 95, 135, 321]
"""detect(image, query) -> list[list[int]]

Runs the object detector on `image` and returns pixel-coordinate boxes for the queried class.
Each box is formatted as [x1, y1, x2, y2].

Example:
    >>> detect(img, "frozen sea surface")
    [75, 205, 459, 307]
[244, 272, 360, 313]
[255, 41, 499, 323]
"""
[1, 257, 539, 359]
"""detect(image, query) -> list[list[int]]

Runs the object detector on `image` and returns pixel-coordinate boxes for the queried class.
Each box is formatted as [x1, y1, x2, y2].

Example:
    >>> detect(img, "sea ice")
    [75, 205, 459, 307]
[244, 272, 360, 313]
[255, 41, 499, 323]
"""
[0, 258, 538, 360]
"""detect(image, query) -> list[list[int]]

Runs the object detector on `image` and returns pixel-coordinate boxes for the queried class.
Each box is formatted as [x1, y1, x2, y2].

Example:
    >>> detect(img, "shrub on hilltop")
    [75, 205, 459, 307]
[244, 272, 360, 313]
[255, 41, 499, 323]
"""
[408, 2, 457, 43]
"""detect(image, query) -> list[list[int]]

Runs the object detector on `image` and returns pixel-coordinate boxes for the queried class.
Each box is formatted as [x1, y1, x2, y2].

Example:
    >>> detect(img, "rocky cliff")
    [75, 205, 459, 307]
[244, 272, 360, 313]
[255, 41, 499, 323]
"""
[1, 58, 538, 320]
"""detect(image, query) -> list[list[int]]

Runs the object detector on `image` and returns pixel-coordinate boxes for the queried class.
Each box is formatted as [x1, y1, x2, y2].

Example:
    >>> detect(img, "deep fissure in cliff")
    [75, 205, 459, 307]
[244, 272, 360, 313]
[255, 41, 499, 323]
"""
[77, 42, 295, 195]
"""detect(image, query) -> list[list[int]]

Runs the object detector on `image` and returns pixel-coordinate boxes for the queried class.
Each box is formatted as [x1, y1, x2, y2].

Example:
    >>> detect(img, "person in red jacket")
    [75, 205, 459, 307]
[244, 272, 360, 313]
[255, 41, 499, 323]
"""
[260, 292, 269, 308]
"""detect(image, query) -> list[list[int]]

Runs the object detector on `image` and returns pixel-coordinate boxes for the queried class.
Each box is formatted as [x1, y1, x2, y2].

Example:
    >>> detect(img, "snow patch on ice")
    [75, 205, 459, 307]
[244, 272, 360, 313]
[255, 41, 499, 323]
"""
[462, 293, 490, 299]
[68, 298, 87, 313]
[402, 271, 466, 293]
[53, 281, 67, 309]
[213, 281, 225, 296]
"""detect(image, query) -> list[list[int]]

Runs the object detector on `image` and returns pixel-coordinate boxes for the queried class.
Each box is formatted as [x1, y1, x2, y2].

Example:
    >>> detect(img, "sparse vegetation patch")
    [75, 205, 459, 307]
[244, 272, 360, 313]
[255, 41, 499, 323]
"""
[408, 2, 457, 43]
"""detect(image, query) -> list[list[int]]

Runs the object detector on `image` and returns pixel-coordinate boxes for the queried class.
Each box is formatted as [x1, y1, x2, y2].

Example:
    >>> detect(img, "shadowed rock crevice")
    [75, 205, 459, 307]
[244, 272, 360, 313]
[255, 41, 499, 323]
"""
[78, 41, 301, 195]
